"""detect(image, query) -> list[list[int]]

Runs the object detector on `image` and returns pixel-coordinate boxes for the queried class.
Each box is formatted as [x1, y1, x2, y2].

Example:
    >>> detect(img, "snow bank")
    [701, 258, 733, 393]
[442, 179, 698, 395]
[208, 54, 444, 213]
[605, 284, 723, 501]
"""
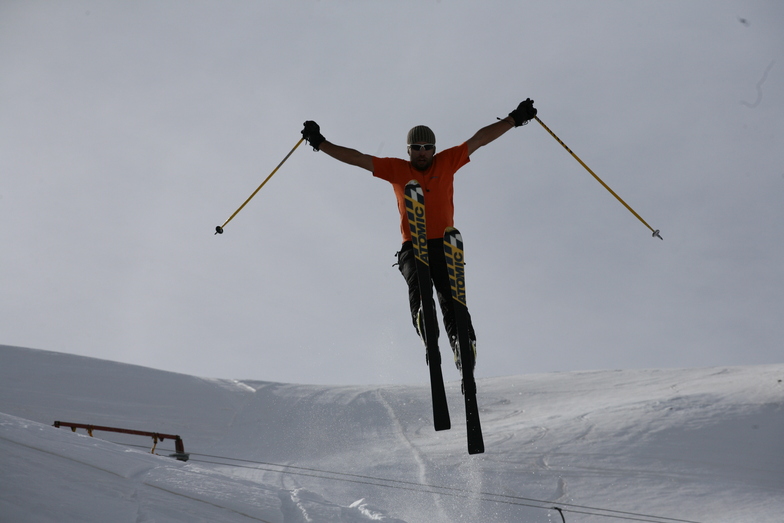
[1, 344, 782, 522]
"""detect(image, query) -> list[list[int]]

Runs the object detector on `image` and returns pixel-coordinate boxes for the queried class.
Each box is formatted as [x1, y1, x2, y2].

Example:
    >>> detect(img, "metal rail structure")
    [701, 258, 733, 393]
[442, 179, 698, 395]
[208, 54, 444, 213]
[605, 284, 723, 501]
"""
[53, 421, 189, 461]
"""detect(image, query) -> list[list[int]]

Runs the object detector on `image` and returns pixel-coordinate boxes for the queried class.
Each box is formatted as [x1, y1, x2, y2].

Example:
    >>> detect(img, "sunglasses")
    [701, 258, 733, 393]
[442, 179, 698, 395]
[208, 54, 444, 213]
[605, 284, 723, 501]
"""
[409, 143, 435, 151]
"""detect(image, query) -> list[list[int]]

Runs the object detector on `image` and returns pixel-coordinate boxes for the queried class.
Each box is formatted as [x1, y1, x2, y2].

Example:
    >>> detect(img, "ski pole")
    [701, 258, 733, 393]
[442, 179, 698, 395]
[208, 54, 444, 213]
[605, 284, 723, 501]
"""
[534, 116, 662, 240]
[215, 137, 305, 234]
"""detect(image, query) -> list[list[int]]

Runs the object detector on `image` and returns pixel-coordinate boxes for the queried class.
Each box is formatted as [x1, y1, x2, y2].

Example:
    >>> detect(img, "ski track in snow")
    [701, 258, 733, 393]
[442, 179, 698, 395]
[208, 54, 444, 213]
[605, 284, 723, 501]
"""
[375, 388, 451, 522]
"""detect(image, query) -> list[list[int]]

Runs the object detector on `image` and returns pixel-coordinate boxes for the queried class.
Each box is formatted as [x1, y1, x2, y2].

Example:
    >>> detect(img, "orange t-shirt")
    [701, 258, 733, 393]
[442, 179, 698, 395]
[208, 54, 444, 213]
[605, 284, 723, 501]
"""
[373, 143, 470, 242]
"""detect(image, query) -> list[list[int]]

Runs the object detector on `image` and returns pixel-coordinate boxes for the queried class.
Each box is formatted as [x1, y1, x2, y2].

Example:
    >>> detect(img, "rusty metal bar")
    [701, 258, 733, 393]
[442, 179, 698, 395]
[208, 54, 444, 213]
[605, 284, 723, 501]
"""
[53, 421, 188, 461]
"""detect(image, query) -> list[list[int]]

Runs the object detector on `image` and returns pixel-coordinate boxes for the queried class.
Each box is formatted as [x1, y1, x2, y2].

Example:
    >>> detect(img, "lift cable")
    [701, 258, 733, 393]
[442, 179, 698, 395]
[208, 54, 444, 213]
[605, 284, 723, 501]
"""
[183, 451, 702, 523]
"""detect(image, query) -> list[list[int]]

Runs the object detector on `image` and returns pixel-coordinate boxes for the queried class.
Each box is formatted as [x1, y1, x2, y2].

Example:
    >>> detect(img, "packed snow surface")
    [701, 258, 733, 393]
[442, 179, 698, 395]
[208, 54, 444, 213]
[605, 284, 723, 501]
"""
[1, 344, 782, 522]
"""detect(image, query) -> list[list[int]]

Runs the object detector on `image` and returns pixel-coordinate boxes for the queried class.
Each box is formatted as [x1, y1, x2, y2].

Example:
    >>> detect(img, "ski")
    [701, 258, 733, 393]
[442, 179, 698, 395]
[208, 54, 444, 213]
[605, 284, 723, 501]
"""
[404, 180, 451, 431]
[444, 227, 485, 454]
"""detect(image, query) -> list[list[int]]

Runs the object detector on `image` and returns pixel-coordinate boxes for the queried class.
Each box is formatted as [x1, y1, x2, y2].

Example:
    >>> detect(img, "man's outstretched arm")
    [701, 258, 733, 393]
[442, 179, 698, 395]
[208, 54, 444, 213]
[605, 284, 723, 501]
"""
[465, 99, 537, 156]
[319, 141, 374, 172]
[302, 121, 374, 172]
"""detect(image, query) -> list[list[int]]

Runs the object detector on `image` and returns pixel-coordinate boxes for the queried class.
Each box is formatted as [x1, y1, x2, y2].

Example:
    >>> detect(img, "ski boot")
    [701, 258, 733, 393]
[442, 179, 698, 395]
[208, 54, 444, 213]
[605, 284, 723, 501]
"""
[450, 335, 477, 372]
[417, 306, 443, 365]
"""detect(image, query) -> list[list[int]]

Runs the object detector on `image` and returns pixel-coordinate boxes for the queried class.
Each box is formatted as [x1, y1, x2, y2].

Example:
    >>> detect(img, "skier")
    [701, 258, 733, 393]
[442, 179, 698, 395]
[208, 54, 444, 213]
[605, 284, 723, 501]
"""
[301, 99, 537, 369]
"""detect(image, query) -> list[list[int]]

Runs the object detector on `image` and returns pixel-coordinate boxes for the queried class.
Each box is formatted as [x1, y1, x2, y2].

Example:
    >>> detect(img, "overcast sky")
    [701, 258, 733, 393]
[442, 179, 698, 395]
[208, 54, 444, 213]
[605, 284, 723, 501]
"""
[2, 1, 782, 385]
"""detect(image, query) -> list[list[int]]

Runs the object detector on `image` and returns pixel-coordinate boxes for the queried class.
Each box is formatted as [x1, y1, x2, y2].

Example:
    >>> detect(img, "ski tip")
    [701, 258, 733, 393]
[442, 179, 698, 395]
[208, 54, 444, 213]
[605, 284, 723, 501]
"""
[444, 227, 462, 241]
[405, 180, 425, 202]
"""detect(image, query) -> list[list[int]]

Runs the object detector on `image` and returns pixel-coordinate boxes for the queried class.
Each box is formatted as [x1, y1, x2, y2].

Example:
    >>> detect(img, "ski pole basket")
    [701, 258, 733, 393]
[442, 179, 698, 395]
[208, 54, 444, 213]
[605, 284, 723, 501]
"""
[53, 421, 189, 461]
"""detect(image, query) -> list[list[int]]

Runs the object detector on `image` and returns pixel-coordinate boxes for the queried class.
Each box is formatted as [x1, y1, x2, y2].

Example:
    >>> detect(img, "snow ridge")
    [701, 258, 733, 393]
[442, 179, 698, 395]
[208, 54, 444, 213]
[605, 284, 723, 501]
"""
[1, 344, 783, 522]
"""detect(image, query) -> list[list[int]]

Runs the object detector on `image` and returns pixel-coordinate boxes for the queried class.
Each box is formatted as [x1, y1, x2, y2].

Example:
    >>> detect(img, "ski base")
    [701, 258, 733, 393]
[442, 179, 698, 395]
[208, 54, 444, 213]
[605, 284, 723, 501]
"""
[405, 180, 450, 432]
[444, 226, 484, 454]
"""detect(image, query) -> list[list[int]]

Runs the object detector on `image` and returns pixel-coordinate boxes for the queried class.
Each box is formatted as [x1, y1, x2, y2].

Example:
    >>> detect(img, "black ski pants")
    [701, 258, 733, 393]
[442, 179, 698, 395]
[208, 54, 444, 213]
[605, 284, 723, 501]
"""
[396, 239, 476, 348]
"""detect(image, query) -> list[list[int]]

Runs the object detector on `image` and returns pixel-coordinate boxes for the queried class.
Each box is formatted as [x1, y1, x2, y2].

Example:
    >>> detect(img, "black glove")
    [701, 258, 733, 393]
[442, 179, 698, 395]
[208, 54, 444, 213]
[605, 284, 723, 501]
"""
[508, 99, 537, 127]
[302, 121, 326, 151]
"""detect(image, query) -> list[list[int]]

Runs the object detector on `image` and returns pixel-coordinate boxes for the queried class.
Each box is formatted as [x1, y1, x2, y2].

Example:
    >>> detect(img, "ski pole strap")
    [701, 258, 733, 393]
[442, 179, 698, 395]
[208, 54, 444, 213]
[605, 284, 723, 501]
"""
[216, 137, 305, 234]
[534, 116, 662, 240]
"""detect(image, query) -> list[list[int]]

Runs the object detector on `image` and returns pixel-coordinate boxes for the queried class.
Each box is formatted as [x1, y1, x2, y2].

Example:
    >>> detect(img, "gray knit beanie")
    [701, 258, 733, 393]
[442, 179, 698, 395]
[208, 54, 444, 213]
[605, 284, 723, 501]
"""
[407, 125, 436, 145]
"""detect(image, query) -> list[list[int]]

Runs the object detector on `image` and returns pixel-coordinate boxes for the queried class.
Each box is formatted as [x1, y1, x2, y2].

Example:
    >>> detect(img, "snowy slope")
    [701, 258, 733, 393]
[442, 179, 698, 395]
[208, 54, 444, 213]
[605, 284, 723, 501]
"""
[1, 344, 782, 522]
